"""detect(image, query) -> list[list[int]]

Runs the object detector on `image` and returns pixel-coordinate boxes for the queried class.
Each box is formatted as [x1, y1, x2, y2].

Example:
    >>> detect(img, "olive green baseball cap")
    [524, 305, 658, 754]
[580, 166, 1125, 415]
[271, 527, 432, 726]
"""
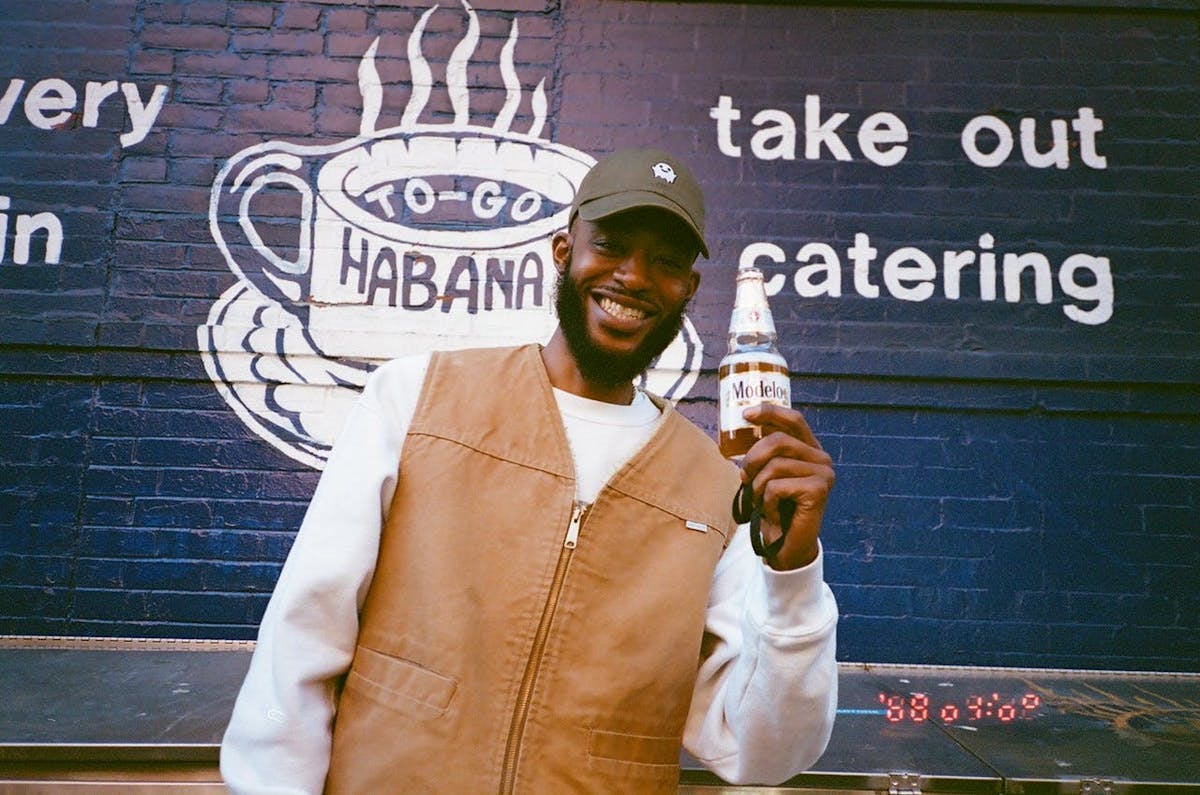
[569, 148, 709, 258]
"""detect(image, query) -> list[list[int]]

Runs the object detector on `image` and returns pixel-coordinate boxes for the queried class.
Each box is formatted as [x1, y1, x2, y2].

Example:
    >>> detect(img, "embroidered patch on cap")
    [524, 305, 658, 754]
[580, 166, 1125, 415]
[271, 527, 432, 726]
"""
[652, 162, 677, 183]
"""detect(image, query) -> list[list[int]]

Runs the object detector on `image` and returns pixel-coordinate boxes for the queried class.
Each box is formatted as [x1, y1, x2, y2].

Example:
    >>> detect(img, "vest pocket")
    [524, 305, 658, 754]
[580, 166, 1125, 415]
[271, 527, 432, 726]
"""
[585, 728, 681, 781]
[346, 645, 457, 721]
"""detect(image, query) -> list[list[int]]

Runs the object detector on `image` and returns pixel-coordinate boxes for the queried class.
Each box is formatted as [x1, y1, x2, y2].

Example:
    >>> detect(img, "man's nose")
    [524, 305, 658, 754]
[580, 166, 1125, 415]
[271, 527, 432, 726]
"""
[612, 250, 652, 289]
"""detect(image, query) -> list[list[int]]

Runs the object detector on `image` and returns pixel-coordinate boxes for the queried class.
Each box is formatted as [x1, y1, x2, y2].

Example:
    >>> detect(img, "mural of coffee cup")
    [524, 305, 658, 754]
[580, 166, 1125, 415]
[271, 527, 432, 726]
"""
[199, 3, 703, 468]
[209, 129, 590, 355]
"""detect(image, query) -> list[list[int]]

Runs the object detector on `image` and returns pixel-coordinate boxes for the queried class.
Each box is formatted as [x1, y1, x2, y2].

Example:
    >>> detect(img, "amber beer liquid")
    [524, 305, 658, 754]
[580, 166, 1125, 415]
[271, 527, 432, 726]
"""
[718, 267, 791, 458]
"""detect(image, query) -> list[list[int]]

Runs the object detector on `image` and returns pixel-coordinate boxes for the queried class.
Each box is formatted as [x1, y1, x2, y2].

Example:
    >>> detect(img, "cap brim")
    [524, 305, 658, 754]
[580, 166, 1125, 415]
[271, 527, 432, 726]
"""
[576, 191, 710, 259]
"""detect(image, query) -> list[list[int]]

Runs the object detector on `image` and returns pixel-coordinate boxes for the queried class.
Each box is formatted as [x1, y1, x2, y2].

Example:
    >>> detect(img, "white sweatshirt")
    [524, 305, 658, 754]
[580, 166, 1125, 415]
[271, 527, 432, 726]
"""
[221, 353, 838, 792]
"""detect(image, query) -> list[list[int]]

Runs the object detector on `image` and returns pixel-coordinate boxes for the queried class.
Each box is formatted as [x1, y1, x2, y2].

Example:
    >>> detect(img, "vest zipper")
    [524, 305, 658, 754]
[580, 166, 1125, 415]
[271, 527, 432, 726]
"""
[498, 501, 586, 794]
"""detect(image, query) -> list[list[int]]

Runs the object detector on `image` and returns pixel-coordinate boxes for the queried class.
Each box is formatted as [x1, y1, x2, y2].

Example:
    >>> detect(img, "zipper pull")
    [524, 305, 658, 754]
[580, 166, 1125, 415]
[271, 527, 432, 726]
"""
[564, 502, 586, 549]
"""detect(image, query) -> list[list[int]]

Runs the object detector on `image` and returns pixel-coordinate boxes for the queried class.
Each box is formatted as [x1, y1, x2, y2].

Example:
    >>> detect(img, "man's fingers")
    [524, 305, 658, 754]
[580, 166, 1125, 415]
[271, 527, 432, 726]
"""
[742, 403, 822, 450]
[740, 430, 834, 487]
[753, 467, 835, 515]
[751, 474, 829, 570]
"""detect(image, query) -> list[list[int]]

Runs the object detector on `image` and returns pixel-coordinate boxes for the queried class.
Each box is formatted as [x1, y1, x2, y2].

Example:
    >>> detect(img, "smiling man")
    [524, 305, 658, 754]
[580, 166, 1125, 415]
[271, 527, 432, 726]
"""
[221, 148, 838, 794]
[547, 202, 699, 400]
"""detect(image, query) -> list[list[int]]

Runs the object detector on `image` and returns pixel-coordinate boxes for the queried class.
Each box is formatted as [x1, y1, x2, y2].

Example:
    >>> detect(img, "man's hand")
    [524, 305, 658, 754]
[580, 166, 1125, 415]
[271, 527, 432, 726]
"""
[739, 403, 835, 571]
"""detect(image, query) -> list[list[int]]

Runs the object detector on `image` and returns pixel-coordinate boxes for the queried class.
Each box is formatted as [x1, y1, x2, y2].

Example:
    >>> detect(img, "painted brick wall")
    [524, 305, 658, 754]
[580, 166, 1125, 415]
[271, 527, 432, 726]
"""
[0, 0, 1196, 671]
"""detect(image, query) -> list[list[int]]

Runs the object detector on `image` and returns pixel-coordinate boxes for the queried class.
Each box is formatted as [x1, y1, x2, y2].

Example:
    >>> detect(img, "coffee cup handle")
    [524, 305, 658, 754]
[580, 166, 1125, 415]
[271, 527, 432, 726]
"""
[210, 142, 315, 306]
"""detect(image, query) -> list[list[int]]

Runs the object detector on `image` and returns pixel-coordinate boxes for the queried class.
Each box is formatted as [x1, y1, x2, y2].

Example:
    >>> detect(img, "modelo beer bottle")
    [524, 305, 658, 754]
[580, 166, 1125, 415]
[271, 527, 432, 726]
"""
[718, 266, 791, 458]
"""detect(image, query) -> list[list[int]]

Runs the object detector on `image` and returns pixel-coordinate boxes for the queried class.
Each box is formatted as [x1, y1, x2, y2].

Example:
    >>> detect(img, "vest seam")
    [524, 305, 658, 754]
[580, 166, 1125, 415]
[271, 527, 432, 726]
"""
[406, 429, 575, 481]
[603, 484, 732, 543]
[598, 409, 739, 536]
[406, 428, 732, 536]
[408, 426, 734, 540]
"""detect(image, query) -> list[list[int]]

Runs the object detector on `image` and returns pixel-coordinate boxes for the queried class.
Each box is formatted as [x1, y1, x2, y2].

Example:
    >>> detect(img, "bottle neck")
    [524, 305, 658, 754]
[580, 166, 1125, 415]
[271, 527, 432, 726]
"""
[728, 330, 777, 349]
[727, 268, 778, 351]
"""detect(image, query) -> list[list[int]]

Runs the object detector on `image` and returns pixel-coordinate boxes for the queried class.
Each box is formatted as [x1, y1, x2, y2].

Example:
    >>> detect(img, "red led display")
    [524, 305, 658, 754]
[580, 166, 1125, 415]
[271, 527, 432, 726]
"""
[877, 692, 1042, 724]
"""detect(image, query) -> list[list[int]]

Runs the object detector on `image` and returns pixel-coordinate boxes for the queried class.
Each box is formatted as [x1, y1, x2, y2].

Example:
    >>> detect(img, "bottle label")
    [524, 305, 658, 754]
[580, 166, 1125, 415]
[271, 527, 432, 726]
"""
[720, 366, 791, 432]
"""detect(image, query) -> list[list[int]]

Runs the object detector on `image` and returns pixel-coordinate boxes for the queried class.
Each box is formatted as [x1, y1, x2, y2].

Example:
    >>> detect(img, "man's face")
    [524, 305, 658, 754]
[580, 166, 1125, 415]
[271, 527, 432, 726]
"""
[552, 208, 701, 388]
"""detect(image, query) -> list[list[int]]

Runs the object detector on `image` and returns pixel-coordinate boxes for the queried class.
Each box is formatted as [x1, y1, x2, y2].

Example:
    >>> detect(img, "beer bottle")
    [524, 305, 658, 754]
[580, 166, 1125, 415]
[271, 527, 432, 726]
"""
[718, 266, 791, 458]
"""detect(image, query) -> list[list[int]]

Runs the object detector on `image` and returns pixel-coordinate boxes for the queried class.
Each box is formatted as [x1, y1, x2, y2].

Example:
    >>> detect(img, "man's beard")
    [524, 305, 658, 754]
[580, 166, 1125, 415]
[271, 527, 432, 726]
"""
[554, 265, 686, 389]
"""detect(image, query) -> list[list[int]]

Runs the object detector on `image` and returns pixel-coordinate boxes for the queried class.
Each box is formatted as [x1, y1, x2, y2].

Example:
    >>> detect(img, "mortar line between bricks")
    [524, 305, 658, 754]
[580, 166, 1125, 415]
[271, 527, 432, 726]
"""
[1, 362, 1196, 419]
[62, 377, 99, 632]
[1, 345, 1196, 391]
[546, 0, 566, 146]
[725, 0, 1200, 20]
[58, 0, 146, 634]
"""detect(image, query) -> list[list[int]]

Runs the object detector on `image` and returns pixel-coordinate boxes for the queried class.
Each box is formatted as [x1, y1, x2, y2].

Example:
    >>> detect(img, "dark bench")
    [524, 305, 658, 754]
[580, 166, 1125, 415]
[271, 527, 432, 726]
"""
[2, 637, 1198, 793]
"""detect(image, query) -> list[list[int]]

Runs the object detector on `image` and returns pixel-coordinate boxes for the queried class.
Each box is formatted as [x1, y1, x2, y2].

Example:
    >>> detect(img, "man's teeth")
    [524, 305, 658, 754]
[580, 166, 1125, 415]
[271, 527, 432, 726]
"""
[599, 296, 646, 321]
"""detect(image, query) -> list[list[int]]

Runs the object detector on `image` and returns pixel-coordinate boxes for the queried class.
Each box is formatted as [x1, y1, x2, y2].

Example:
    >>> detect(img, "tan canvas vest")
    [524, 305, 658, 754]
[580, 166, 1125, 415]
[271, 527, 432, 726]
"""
[326, 344, 741, 794]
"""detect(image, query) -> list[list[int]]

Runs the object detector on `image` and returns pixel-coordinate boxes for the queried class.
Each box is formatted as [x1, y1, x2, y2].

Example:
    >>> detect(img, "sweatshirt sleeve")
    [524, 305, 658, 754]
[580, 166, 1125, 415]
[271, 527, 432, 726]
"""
[683, 526, 839, 785]
[220, 355, 428, 795]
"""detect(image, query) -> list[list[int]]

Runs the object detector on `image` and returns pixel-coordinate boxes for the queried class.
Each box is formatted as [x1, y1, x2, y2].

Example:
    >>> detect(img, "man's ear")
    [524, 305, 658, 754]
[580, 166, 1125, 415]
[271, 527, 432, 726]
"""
[685, 268, 701, 302]
[551, 230, 572, 273]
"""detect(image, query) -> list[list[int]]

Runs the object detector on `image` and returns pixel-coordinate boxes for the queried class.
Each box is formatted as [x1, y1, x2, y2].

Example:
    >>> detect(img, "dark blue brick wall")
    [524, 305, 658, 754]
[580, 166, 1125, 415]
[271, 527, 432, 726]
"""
[813, 406, 1197, 669]
[0, 0, 1196, 670]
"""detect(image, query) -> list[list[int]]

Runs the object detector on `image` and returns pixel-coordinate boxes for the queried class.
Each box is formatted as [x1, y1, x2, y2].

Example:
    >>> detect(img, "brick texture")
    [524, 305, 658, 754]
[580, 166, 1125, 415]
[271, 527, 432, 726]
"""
[0, 0, 1196, 670]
